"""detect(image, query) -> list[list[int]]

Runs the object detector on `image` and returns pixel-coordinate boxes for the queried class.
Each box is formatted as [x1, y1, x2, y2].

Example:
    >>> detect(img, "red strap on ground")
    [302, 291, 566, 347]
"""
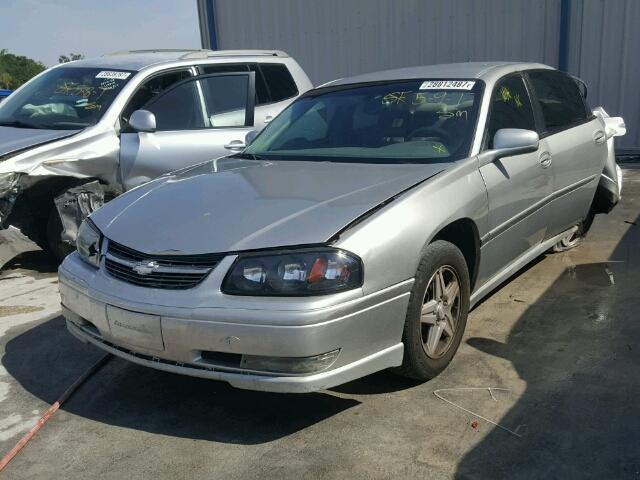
[0, 353, 112, 472]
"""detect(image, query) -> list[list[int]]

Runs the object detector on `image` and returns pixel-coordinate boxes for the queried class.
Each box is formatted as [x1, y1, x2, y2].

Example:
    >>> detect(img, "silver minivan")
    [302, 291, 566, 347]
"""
[0, 49, 312, 260]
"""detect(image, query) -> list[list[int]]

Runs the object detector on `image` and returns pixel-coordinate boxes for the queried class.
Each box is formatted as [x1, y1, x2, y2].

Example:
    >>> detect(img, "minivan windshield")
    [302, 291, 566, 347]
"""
[0, 67, 134, 130]
[243, 80, 483, 163]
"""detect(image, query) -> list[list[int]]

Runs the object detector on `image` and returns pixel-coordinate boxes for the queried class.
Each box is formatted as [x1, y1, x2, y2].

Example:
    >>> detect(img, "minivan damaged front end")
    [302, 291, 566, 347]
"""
[0, 126, 121, 266]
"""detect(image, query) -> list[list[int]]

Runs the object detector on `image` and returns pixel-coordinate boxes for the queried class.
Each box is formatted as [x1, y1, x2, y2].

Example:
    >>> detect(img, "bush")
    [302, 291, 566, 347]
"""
[0, 49, 46, 90]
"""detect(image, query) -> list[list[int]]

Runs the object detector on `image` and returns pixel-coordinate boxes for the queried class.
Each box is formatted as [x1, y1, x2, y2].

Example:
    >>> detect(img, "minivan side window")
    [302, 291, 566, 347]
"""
[486, 75, 536, 148]
[144, 74, 251, 131]
[528, 71, 590, 133]
[201, 63, 269, 105]
[261, 64, 298, 102]
[121, 69, 192, 123]
[144, 79, 204, 131]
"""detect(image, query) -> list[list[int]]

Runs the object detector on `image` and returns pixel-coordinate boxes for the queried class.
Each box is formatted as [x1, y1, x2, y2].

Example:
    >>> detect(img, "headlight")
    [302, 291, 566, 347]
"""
[0, 172, 21, 197]
[222, 248, 363, 296]
[76, 219, 102, 268]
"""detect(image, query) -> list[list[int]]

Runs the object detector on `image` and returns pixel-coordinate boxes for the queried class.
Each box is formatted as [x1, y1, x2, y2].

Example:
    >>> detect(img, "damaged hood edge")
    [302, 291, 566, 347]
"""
[0, 127, 80, 163]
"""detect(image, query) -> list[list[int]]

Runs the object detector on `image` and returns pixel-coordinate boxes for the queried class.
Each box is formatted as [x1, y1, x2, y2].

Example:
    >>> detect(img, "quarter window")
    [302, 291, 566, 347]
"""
[528, 71, 589, 133]
[486, 75, 536, 148]
[260, 64, 298, 102]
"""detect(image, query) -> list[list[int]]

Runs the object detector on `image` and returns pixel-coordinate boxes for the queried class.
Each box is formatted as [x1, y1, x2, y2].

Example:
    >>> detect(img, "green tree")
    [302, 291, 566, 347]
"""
[0, 49, 46, 89]
[58, 53, 85, 63]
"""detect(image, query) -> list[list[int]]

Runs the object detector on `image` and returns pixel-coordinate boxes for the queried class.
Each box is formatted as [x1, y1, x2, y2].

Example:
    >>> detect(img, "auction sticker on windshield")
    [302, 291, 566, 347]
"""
[95, 71, 132, 80]
[420, 80, 476, 90]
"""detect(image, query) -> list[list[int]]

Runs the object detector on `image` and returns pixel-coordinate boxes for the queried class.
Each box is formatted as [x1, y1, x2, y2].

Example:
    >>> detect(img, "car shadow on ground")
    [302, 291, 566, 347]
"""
[2, 314, 362, 445]
[455, 213, 640, 478]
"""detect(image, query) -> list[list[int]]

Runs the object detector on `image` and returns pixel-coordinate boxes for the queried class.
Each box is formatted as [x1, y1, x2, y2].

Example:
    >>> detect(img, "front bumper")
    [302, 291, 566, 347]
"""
[59, 252, 411, 393]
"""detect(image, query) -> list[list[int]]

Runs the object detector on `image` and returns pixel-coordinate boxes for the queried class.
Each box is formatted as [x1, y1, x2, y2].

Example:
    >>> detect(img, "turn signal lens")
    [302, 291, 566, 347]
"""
[222, 249, 363, 296]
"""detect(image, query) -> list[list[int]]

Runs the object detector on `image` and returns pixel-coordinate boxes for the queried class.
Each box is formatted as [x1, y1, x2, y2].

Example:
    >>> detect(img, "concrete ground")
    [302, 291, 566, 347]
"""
[0, 167, 639, 479]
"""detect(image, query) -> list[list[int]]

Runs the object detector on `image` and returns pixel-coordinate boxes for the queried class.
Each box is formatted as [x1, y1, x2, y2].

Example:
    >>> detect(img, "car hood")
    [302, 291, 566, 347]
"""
[91, 158, 450, 254]
[0, 126, 78, 160]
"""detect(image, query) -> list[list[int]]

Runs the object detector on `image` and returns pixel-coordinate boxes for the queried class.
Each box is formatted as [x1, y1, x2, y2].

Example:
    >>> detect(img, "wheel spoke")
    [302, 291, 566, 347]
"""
[425, 323, 444, 356]
[434, 269, 445, 299]
[421, 299, 438, 325]
[442, 315, 454, 337]
[445, 280, 459, 303]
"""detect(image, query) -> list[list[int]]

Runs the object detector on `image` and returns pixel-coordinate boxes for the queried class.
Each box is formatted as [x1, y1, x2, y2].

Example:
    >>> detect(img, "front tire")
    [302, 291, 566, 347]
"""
[397, 240, 470, 380]
[46, 205, 74, 263]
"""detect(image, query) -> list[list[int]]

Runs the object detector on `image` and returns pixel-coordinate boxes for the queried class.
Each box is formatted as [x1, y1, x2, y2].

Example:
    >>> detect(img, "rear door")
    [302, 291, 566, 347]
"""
[526, 70, 606, 237]
[200, 62, 299, 127]
[478, 73, 553, 281]
[119, 72, 255, 190]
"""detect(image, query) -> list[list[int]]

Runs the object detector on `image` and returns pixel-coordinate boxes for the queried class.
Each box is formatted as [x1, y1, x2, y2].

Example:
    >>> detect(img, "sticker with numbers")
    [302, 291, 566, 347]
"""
[95, 71, 131, 80]
[419, 80, 476, 90]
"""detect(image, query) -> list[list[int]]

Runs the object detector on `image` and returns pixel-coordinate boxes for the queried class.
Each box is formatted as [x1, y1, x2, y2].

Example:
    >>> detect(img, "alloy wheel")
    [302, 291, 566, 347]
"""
[420, 265, 461, 359]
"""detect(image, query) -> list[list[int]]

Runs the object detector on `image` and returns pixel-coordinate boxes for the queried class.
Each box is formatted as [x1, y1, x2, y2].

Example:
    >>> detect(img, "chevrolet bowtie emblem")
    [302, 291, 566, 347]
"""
[132, 260, 160, 275]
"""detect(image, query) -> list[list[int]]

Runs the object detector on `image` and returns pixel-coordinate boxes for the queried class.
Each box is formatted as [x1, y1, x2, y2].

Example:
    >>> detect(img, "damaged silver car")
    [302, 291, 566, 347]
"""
[0, 49, 312, 262]
[60, 62, 624, 393]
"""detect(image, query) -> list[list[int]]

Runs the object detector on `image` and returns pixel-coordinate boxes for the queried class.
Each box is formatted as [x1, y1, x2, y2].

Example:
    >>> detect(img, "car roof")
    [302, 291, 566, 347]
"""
[58, 49, 291, 72]
[325, 61, 554, 87]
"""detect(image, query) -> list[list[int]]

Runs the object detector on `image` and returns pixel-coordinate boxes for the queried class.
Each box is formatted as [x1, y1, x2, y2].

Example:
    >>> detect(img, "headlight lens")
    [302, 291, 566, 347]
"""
[0, 172, 21, 197]
[222, 249, 363, 296]
[76, 219, 102, 268]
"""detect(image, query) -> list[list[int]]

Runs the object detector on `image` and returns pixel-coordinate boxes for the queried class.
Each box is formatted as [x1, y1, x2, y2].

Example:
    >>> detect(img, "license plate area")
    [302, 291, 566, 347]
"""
[106, 305, 164, 351]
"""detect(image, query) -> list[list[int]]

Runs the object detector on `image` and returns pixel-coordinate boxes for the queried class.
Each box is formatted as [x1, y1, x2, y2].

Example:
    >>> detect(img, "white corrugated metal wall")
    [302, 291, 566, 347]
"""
[209, 0, 638, 151]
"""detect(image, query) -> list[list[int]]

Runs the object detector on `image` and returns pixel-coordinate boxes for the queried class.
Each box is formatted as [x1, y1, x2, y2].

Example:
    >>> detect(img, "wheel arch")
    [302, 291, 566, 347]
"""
[6, 175, 97, 246]
[430, 217, 481, 291]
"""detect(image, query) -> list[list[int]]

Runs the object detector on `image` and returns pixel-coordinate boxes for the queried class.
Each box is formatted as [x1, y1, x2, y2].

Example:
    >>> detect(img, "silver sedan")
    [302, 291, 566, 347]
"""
[59, 62, 625, 392]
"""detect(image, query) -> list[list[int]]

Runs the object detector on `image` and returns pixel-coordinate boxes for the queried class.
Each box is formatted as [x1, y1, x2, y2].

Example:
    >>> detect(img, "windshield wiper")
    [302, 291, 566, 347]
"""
[0, 120, 44, 129]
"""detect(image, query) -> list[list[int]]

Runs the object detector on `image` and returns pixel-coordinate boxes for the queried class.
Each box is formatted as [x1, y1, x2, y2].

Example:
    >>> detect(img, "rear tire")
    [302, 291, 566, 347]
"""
[551, 210, 595, 253]
[397, 240, 470, 381]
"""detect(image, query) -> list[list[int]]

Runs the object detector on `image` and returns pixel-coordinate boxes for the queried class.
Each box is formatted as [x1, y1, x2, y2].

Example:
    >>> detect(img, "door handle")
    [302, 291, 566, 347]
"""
[539, 152, 552, 168]
[224, 140, 246, 151]
[593, 130, 606, 144]
[264, 115, 273, 124]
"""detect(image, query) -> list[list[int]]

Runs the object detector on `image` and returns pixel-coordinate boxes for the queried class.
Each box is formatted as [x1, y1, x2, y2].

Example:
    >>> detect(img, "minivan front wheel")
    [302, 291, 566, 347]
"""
[397, 241, 470, 380]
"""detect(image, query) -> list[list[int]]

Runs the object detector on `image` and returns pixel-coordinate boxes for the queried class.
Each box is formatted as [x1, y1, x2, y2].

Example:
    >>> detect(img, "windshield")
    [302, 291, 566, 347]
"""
[0, 67, 134, 130]
[243, 79, 483, 163]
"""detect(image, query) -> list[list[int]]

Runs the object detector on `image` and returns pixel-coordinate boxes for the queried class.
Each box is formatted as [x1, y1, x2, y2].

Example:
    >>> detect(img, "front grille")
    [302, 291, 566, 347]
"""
[105, 240, 224, 290]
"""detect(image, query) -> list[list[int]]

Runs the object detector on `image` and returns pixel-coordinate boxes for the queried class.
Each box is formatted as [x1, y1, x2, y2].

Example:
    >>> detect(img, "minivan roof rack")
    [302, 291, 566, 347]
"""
[102, 49, 289, 60]
[179, 50, 289, 60]
[103, 49, 204, 56]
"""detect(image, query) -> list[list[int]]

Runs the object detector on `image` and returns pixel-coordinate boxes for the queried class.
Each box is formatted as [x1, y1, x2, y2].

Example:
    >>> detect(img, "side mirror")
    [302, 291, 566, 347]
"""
[129, 110, 156, 133]
[245, 130, 260, 145]
[478, 128, 539, 167]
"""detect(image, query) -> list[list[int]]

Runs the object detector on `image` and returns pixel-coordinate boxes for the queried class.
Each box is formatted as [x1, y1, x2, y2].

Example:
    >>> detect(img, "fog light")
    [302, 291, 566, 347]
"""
[240, 349, 340, 374]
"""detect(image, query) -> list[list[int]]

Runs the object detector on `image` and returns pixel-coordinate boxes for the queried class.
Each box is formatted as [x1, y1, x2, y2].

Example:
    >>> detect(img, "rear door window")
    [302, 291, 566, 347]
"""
[485, 75, 537, 148]
[201, 63, 269, 105]
[528, 70, 590, 133]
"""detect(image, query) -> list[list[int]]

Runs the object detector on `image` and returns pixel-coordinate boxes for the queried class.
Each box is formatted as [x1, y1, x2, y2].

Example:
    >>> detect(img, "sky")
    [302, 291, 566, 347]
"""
[0, 0, 202, 67]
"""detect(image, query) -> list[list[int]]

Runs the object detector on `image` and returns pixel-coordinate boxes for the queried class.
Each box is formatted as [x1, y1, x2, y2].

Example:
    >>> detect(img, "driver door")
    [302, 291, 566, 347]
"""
[119, 72, 255, 190]
[477, 73, 553, 284]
